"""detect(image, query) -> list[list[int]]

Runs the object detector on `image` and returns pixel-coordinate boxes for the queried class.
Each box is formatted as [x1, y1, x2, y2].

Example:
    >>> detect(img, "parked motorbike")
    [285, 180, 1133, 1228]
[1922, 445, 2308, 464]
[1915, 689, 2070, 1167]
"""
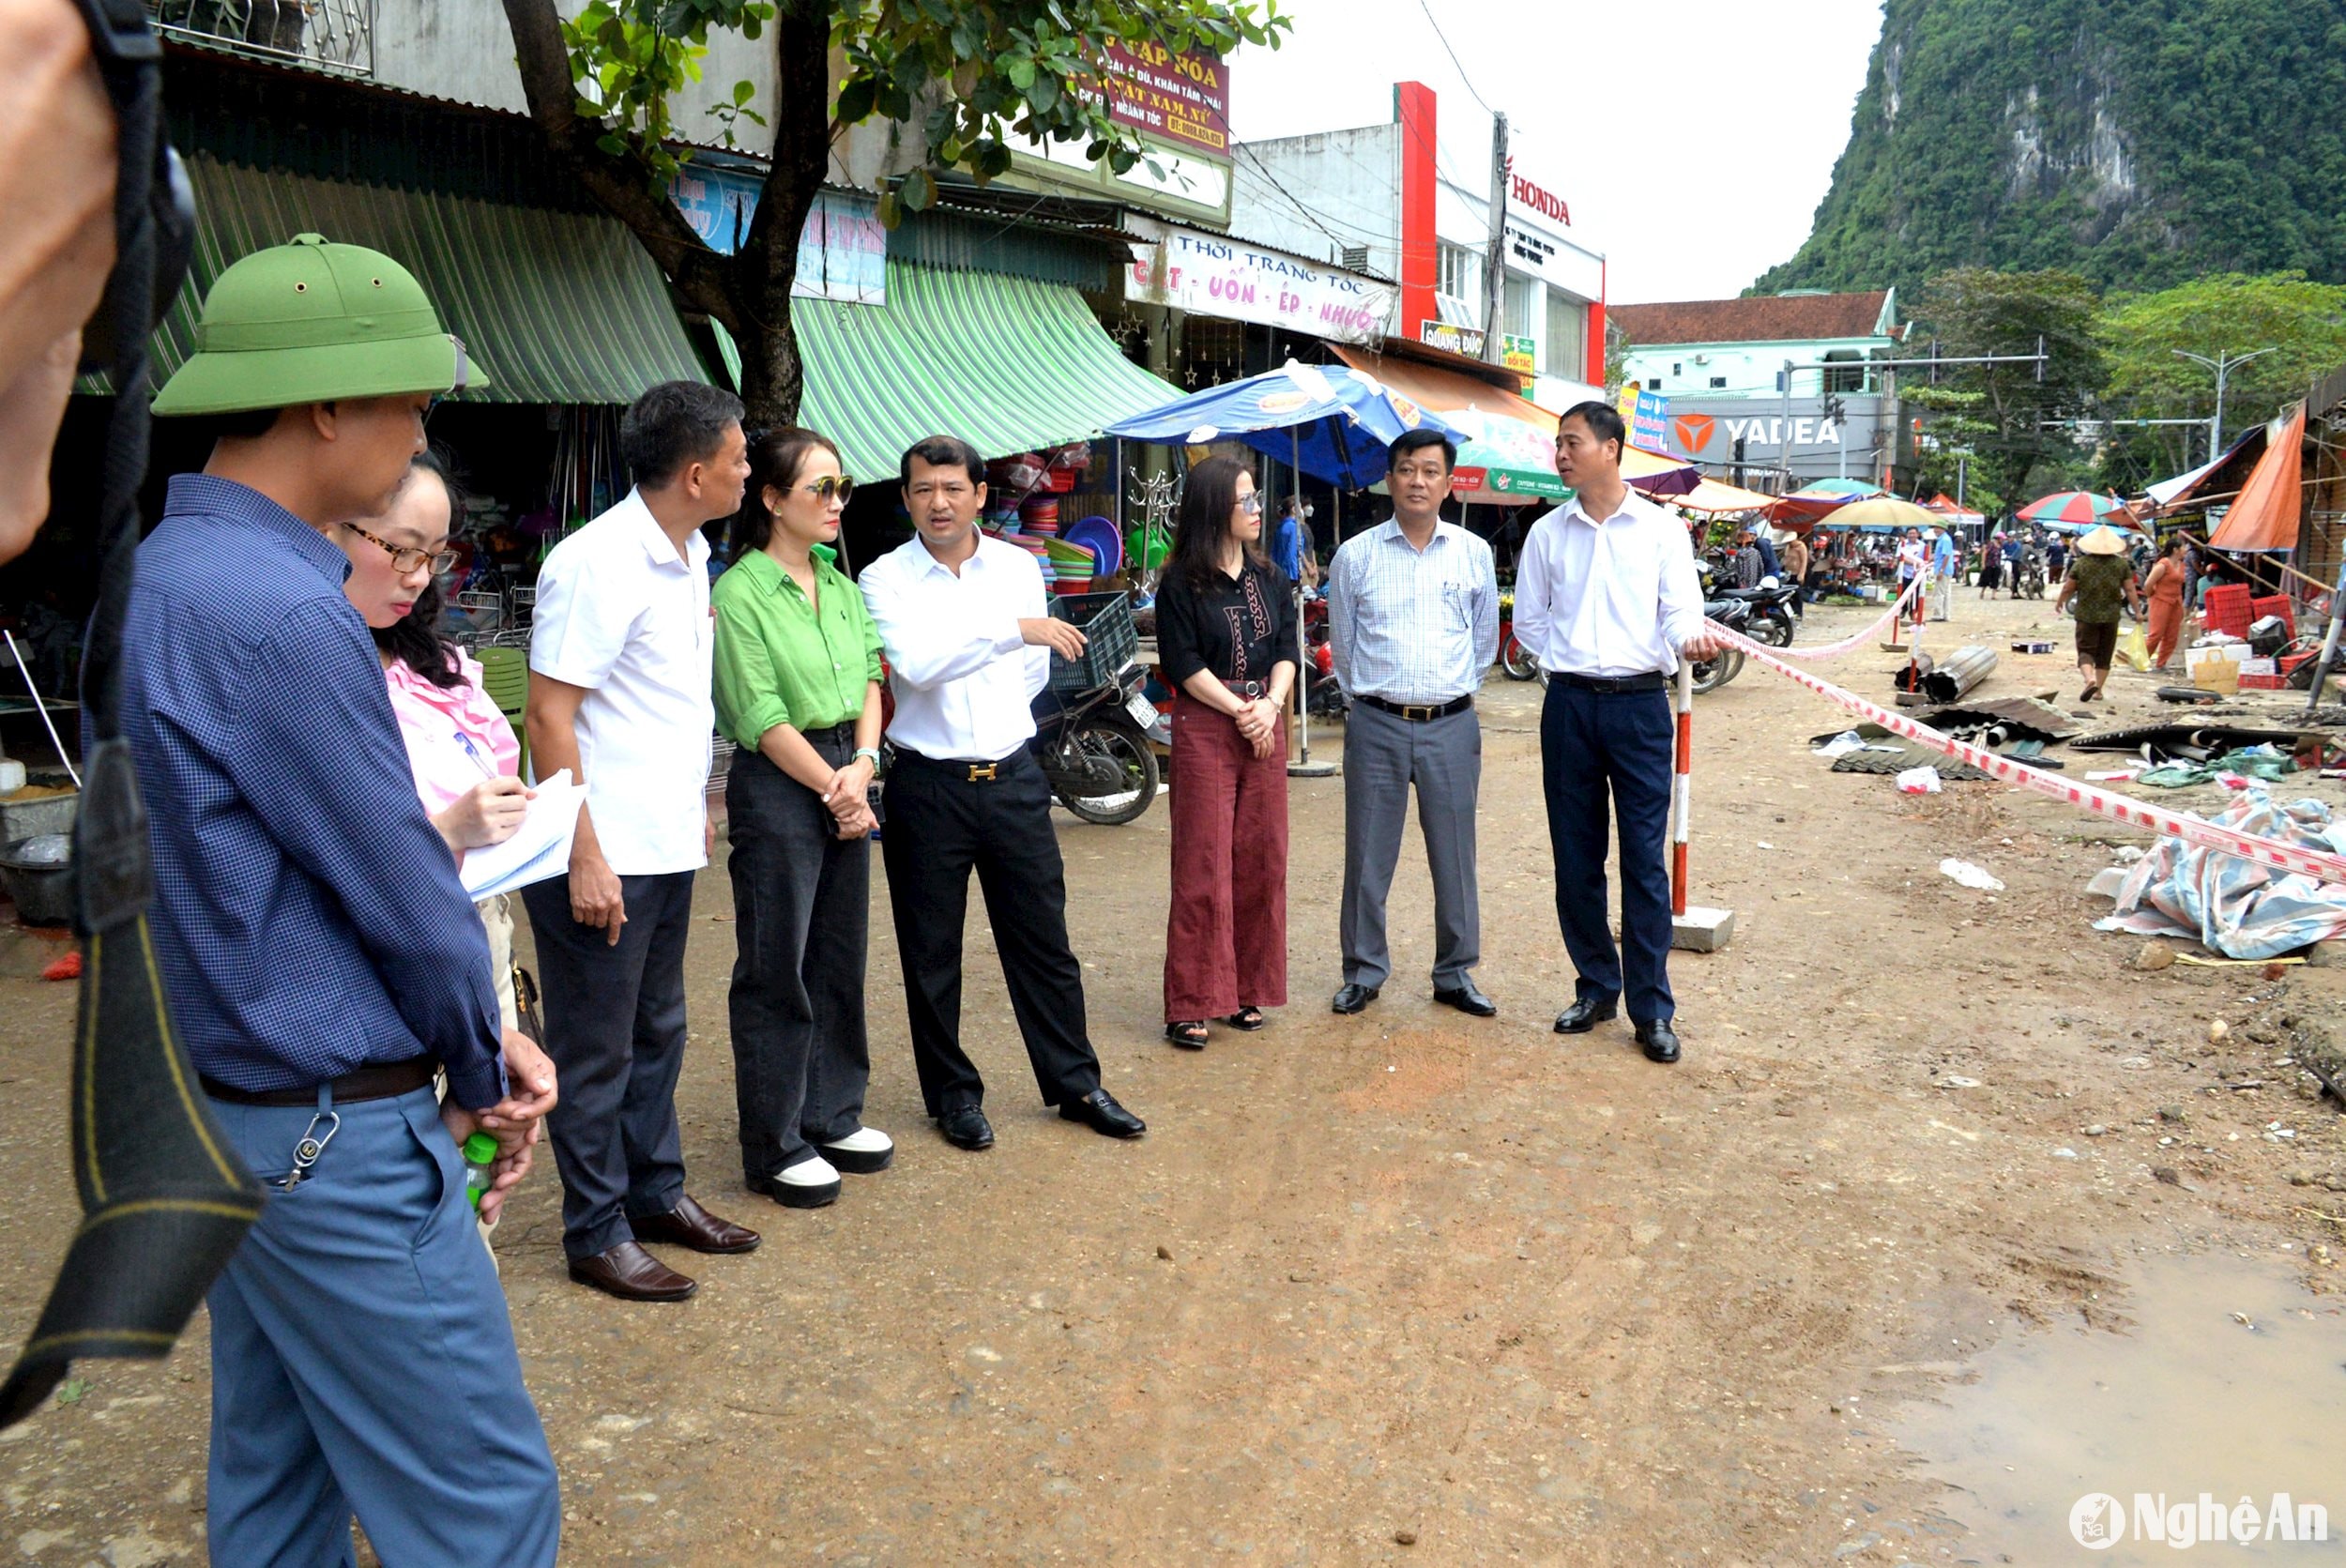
[1301, 596, 1349, 716]
[1691, 597, 1751, 693]
[1500, 626, 1540, 680]
[1029, 664, 1161, 826]
[1712, 579, 1800, 647]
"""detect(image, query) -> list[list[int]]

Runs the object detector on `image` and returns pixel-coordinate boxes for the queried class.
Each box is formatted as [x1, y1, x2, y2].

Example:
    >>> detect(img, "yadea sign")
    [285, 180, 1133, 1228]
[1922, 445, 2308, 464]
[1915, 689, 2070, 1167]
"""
[1725, 415, 1842, 449]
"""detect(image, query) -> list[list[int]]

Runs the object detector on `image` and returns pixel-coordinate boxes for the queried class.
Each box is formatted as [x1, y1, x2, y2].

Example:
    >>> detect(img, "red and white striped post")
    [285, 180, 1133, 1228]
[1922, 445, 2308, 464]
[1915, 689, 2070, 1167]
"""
[1670, 660, 1693, 917]
[1668, 656, 1735, 951]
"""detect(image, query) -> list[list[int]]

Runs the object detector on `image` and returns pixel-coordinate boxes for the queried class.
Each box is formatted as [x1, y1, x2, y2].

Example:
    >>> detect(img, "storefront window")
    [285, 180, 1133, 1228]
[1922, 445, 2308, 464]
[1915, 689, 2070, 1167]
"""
[1544, 289, 1585, 381]
[1437, 242, 1478, 306]
[1503, 273, 1536, 341]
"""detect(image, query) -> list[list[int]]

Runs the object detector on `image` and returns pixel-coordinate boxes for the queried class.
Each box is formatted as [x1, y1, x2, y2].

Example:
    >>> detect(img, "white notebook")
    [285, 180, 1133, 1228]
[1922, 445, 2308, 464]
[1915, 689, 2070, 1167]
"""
[460, 769, 586, 899]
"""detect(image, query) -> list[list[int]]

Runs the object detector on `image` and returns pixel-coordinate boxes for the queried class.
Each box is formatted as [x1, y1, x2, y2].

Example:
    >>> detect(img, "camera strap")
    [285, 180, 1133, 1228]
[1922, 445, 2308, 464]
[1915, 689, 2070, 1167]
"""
[0, 1, 261, 1428]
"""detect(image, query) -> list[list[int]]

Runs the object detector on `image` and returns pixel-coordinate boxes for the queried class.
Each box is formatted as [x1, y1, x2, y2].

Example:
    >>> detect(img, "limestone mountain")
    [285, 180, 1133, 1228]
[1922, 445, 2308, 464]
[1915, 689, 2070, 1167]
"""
[1755, 0, 2346, 296]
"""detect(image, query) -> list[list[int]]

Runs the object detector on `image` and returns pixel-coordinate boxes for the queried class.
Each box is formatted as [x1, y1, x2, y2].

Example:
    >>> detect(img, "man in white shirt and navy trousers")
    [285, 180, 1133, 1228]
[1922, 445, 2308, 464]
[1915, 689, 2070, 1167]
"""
[526, 382, 765, 1301]
[1512, 402, 1721, 1064]
[860, 434, 1146, 1150]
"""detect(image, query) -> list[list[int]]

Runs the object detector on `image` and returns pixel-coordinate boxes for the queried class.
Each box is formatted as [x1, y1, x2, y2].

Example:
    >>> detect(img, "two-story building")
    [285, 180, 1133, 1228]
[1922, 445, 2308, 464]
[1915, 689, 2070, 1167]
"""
[1611, 290, 1910, 491]
[1226, 82, 1607, 410]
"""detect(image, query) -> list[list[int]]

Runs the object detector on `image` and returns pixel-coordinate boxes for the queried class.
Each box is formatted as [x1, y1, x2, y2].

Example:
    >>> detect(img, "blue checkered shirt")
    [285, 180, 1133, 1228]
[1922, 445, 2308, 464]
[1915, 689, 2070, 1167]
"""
[117, 475, 506, 1108]
[1326, 518, 1500, 704]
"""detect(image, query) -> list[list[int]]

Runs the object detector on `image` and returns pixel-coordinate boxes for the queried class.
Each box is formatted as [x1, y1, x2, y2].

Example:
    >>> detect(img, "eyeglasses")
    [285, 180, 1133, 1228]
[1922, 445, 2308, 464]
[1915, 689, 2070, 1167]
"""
[800, 476, 856, 504]
[1237, 494, 1264, 513]
[344, 521, 457, 576]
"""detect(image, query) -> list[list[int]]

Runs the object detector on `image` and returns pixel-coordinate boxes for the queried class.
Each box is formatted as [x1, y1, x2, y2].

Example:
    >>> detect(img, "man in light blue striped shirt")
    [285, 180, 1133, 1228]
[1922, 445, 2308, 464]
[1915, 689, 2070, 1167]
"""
[1325, 428, 1501, 1019]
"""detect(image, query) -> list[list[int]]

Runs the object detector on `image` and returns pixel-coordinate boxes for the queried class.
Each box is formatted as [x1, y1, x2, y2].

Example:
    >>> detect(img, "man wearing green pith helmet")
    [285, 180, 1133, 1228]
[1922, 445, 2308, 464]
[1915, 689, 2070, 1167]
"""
[128, 235, 561, 1564]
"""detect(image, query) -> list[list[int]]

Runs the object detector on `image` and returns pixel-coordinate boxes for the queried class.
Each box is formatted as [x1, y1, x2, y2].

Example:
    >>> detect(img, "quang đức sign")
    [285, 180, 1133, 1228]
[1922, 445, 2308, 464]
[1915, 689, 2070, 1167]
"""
[1128, 226, 1397, 344]
[1098, 41, 1231, 159]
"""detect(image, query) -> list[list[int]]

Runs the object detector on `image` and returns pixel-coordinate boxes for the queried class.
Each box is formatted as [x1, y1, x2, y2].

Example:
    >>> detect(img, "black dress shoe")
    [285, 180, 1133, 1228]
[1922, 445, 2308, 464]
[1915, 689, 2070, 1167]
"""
[937, 1105, 995, 1150]
[1553, 995, 1621, 1034]
[1432, 981, 1497, 1017]
[1330, 982, 1380, 1014]
[568, 1241, 697, 1302]
[632, 1195, 763, 1254]
[1059, 1088, 1146, 1138]
[1636, 1020, 1683, 1064]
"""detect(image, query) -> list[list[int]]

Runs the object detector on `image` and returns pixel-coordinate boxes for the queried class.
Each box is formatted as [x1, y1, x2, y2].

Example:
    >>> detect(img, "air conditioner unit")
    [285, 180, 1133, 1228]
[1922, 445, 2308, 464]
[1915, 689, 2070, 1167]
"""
[1693, 354, 1710, 365]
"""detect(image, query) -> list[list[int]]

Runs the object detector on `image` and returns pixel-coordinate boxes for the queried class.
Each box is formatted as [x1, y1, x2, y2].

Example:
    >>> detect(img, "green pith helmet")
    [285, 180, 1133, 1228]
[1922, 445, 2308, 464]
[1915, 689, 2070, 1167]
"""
[151, 233, 486, 416]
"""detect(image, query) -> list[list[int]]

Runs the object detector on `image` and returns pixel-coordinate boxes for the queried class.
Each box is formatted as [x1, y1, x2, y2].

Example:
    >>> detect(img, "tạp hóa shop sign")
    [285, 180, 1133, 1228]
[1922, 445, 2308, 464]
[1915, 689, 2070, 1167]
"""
[1098, 41, 1229, 159]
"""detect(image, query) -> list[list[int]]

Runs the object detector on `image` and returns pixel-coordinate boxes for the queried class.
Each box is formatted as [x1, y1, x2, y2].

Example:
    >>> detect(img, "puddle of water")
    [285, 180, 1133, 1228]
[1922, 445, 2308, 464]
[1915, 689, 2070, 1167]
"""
[1900, 1252, 2346, 1564]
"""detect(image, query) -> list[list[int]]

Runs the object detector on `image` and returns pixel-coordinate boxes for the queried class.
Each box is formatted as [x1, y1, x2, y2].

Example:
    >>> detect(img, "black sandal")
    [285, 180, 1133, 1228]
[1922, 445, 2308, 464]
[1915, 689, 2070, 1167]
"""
[1164, 1021, 1209, 1050]
[1224, 1005, 1267, 1031]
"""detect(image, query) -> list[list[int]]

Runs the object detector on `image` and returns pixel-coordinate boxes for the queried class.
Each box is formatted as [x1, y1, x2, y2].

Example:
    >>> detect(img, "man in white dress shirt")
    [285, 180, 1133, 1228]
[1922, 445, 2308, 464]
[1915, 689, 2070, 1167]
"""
[1324, 427, 1501, 1019]
[525, 381, 763, 1301]
[1512, 402, 1720, 1065]
[860, 434, 1146, 1151]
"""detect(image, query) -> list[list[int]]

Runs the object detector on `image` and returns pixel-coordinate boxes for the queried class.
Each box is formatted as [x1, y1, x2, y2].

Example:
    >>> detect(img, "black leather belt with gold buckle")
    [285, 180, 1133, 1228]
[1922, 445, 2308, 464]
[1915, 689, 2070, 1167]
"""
[1359, 693, 1474, 722]
[897, 749, 1015, 784]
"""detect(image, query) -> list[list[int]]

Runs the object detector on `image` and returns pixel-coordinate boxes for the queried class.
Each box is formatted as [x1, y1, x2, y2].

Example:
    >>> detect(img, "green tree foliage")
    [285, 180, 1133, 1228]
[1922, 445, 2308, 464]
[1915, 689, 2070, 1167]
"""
[504, 0, 1288, 424]
[2094, 271, 2346, 488]
[1755, 0, 2346, 298]
[1905, 267, 2105, 507]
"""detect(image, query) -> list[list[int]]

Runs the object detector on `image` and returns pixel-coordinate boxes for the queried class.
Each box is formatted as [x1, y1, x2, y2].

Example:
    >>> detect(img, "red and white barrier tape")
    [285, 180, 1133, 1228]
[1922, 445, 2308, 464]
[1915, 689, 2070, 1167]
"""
[1759, 572, 1925, 661]
[1706, 619, 2346, 886]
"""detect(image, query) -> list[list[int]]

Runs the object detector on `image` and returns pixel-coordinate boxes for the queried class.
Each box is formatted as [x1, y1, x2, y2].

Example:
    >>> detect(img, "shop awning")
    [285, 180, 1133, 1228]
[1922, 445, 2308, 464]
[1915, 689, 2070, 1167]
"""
[1331, 344, 1557, 427]
[89, 155, 711, 404]
[773, 262, 1180, 480]
[1328, 344, 1699, 499]
[2207, 405, 2306, 553]
[1672, 477, 1780, 513]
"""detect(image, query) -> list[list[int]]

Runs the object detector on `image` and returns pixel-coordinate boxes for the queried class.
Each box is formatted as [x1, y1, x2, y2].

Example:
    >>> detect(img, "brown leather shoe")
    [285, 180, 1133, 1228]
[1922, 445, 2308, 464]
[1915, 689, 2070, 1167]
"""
[568, 1241, 697, 1302]
[630, 1195, 762, 1255]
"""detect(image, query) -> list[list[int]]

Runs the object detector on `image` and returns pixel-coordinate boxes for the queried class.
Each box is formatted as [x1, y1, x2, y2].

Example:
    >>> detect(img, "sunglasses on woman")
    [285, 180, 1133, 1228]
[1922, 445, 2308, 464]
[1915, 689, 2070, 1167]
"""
[798, 476, 856, 504]
[344, 521, 457, 576]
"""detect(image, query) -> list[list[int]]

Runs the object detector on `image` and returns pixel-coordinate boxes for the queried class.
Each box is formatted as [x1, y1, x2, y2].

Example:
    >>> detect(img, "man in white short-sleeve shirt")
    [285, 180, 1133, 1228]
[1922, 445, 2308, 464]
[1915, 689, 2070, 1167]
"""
[524, 381, 763, 1302]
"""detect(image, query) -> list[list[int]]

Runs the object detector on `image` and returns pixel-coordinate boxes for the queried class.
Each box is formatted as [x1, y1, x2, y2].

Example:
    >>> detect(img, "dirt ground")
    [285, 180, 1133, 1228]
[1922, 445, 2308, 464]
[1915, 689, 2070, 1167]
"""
[1, 590, 2341, 1566]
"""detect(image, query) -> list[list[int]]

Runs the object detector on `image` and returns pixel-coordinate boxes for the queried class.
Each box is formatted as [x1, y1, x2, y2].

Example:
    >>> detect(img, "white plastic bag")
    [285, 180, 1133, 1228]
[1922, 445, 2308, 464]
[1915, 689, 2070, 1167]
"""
[1896, 766, 1942, 795]
[1939, 858, 2004, 891]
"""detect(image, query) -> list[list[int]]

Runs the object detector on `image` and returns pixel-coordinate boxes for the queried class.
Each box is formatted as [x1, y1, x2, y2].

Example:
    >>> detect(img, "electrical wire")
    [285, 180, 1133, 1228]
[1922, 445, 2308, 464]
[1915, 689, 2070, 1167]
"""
[1416, 0, 1497, 117]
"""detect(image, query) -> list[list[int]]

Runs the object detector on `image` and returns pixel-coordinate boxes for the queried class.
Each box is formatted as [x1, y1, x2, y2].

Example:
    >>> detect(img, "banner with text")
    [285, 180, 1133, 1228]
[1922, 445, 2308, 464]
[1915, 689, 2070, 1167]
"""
[1129, 227, 1395, 344]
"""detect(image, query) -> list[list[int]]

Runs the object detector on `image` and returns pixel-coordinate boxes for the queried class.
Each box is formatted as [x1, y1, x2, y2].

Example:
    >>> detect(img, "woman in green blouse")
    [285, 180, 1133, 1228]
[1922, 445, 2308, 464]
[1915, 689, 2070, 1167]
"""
[711, 428, 890, 1211]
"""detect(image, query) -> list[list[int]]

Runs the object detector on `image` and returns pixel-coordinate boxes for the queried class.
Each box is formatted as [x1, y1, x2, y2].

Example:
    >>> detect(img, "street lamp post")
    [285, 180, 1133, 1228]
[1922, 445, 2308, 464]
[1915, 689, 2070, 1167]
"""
[2171, 346, 2277, 460]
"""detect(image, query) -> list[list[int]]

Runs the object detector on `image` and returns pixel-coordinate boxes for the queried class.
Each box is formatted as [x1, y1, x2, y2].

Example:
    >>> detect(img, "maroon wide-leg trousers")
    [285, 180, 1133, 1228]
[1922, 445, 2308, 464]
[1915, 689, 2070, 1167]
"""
[1163, 692, 1289, 1021]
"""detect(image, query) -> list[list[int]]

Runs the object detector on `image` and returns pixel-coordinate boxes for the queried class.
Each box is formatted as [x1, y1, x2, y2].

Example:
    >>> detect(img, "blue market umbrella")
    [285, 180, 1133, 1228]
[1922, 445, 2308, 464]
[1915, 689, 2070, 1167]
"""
[1105, 359, 1471, 487]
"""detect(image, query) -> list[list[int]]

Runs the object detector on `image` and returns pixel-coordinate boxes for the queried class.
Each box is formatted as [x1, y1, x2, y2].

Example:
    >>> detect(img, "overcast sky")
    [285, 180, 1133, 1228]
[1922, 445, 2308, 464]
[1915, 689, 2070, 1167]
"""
[1225, 0, 1887, 304]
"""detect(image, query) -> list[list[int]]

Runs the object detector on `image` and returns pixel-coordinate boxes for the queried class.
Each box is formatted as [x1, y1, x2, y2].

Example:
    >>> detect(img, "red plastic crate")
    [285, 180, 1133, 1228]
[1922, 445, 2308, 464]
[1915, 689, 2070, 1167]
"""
[2250, 594, 2294, 636]
[2202, 583, 2253, 639]
[2238, 673, 2286, 690]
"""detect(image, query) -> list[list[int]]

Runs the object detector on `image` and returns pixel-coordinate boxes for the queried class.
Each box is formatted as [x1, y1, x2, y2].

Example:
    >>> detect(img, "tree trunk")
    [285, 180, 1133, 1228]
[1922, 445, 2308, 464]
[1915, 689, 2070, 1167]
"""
[501, 0, 840, 431]
[724, 1, 833, 430]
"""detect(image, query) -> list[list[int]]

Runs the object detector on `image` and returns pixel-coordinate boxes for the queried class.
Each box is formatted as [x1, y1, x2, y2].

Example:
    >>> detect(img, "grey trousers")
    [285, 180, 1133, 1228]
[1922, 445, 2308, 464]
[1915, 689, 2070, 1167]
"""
[1339, 701, 1481, 989]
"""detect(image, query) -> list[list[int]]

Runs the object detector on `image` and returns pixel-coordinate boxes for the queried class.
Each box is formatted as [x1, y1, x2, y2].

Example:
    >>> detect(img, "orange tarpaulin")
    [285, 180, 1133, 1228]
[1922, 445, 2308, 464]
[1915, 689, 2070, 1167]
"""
[2208, 404, 2305, 553]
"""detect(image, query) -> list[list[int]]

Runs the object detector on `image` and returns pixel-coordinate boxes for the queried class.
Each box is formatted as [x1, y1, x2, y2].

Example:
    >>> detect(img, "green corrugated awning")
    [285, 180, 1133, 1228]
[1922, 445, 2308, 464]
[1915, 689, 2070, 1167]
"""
[752, 261, 1177, 478]
[84, 154, 710, 403]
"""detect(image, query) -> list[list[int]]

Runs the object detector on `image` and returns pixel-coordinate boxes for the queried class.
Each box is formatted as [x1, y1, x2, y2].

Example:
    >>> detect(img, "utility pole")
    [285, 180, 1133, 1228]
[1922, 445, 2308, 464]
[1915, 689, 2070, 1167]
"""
[2172, 345, 2277, 456]
[1480, 113, 1509, 366]
[1778, 357, 1794, 492]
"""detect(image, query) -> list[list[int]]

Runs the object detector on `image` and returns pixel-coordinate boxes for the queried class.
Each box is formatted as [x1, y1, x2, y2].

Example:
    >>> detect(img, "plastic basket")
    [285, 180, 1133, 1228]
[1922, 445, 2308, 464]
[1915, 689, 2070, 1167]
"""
[1046, 591, 1136, 693]
[2202, 584, 2253, 639]
[2251, 594, 2293, 636]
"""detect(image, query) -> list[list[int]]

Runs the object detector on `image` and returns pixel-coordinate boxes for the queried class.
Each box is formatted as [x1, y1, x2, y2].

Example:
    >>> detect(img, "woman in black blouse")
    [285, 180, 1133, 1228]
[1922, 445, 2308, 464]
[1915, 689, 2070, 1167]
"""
[1156, 456, 1301, 1048]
